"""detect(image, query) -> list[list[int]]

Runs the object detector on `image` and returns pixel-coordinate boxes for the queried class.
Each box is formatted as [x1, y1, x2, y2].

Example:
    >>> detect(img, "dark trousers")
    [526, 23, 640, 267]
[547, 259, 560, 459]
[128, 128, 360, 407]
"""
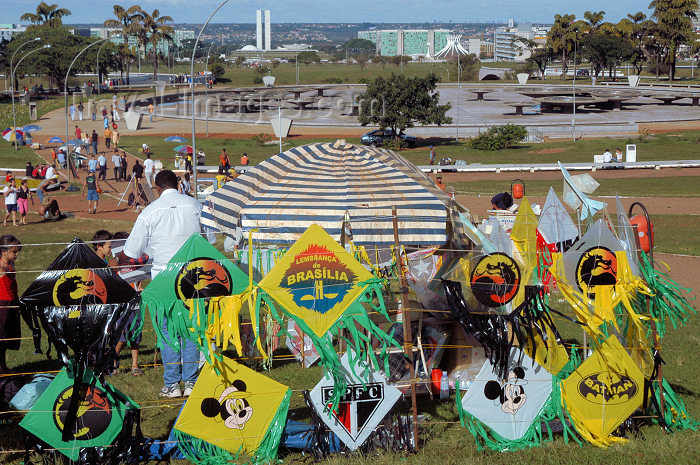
[98, 165, 107, 181]
[114, 167, 120, 181]
[120, 165, 127, 180]
[105, 138, 111, 149]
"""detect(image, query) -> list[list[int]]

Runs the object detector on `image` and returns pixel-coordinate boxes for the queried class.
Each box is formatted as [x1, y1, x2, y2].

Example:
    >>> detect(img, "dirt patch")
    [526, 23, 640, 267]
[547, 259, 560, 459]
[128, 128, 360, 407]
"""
[526, 147, 571, 154]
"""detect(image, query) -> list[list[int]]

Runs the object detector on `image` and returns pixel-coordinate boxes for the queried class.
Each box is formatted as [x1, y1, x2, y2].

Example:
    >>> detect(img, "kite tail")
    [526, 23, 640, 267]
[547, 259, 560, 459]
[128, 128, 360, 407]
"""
[125, 298, 145, 346]
[301, 390, 346, 460]
[359, 396, 415, 453]
[637, 251, 696, 338]
[252, 389, 292, 464]
[174, 429, 237, 465]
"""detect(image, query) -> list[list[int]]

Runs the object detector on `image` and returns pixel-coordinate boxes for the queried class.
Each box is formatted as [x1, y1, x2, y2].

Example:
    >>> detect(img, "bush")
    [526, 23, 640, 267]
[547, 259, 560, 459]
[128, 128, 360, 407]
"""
[469, 124, 528, 150]
[357, 78, 370, 84]
[252, 75, 263, 85]
[252, 133, 272, 147]
[323, 77, 342, 84]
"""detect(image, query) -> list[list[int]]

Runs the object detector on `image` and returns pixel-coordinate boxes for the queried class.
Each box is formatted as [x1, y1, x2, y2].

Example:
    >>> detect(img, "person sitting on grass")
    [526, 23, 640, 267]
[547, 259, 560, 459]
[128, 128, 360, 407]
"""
[91, 230, 113, 263]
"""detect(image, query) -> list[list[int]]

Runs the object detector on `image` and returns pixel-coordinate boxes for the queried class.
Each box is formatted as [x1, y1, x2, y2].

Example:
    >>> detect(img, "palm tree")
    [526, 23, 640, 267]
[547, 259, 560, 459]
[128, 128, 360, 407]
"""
[20, 2, 71, 27]
[583, 11, 606, 33]
[104, 4, 143, 85]
[137, 8, 174, 82]
[547, 14, 580, 78]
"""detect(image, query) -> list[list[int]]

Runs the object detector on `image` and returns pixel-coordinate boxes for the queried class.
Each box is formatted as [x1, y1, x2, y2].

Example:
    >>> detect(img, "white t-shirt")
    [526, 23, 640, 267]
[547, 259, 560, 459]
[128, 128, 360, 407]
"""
[3, 186, 17, 205]
[603, 151, 613, 163]
[123, 188, 202, 278]
[144, 158, 155, 173]
[45, 166, 56, 179]
[98, 155, 106, 166]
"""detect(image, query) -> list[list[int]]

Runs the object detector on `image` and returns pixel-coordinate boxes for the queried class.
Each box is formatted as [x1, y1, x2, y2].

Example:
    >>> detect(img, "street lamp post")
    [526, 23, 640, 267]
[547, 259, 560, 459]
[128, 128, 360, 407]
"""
[96, 36, 111, 97]
[572, 33, 577, 143]
[11, 45, 50, 150]
[65, 38, 109, 182]
[205, 43, 214, 136]
[191, 0, 232, 199]
[10, 37, 40, 140]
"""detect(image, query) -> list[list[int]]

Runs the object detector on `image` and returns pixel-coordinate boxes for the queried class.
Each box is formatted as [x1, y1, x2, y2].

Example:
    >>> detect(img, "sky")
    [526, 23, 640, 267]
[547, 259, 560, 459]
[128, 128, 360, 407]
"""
[6, 0, 653, 25]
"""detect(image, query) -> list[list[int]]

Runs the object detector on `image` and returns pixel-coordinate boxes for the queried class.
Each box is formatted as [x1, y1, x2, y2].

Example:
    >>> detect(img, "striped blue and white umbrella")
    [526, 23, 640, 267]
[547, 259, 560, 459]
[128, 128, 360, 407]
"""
[204, 140, 453, 247]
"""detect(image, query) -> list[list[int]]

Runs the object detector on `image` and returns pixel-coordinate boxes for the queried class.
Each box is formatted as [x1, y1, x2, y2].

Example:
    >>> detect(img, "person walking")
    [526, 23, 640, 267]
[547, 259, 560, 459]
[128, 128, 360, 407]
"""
[82, 169, 100, 214]
[113, 170, 202, 398]
[219, 149, 230, 174]
[77, 101, 84, 121]
[3, 180, 18, 227]
[104, 127, 111, 149]
[87, 154, 98, 173]
[112, 127, 120, 148]
[16, 180, 33, 225]
[143, 154, 155, 187]
[97, 152, 107, 181]
[429, 145, 436, 165]
[148, 103, 155, 123]
[112, 149, 121, 181]
[69, 104, 76, 121]
[91, 130, 99, 155]
[75, 125, 82, 140]
[120, 150, 128, 181]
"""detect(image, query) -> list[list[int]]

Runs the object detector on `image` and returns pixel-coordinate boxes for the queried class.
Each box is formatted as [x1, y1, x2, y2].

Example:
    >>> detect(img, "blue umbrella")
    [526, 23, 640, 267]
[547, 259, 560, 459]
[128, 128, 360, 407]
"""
[48, 136, 64, 144]
[67, 139, 87, 146]
[164, 136, 188, 143]
[22, 124, 42, 132]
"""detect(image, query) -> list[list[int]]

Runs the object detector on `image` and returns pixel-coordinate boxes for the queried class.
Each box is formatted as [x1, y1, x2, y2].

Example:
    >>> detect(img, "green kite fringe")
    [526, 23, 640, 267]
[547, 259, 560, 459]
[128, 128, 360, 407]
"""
[455, 349, 583, 452]
[252, 389, 292, 463]
[649, 378, 699, 432]
[261, 279, 400, 413]
[174, 429, 238, 465]
[174, 389, 291, 465]
[636, 251, 696, 338]
[146, 298, 223, 366]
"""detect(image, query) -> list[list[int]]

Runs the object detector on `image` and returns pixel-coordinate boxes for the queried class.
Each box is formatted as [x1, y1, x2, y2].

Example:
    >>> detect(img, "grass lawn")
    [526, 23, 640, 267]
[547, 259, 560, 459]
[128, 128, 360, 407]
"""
[119, 130, 700, 172]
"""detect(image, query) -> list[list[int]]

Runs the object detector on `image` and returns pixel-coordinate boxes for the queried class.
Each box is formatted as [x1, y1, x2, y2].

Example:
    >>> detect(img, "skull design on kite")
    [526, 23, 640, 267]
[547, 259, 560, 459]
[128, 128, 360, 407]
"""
[200, 380, 254, 430]
[484, 367, 528, 415]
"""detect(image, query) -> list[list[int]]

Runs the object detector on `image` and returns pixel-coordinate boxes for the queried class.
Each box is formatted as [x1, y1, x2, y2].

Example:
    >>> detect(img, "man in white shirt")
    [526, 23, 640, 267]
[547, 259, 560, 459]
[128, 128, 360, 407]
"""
[602, 148, 613, 163]
[115, 170, 202, 398]
[45, 165, 56, 180]
[111, 150, 122, 181]
[143, 153, 155, 187]
[97, 153, 107, 181]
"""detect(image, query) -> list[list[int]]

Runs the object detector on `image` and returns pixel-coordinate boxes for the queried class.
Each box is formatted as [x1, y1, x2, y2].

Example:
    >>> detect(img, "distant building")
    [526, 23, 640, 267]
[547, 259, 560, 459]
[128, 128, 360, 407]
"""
[0, 24, 26, 41]
[85, 27, 193, 55]
[493, 22, 550, 62]
[358, 29, 451, 57]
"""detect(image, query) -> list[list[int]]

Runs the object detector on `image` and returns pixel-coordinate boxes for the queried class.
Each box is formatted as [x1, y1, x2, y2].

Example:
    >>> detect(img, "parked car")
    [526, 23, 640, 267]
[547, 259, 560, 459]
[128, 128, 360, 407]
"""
[576, 69, 590, 77]
[361, 129, 417, 147]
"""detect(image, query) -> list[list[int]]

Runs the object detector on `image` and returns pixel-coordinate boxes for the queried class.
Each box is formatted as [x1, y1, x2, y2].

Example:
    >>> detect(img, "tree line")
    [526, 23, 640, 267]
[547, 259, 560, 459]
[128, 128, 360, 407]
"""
[539, 3, 698, 81]
[1, 2, 176, 89]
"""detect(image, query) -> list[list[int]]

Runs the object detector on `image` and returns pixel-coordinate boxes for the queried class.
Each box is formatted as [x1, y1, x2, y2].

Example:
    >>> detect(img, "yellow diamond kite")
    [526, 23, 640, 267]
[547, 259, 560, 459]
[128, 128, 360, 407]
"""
[259, 224, 374, 338]
[175, 357, 290, 458]
[561, 335, 644, 446]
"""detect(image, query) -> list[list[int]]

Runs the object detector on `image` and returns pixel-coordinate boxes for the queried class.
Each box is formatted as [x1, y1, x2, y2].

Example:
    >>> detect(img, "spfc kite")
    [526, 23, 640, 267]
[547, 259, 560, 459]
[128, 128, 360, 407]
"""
[308, 351, 402, 451]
